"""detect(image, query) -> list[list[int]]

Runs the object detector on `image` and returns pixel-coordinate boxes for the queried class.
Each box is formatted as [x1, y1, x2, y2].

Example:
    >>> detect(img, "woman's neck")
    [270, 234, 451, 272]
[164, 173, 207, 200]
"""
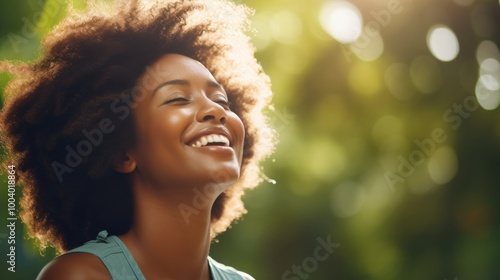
[119, 182, 215, 280]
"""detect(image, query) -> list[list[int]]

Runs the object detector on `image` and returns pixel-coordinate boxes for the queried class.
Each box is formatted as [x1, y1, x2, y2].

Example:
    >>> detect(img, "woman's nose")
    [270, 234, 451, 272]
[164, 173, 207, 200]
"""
[196, 98, 227, 125]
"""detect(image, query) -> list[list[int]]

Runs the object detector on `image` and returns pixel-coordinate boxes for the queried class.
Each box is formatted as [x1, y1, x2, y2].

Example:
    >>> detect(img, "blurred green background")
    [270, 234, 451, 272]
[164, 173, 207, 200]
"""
[1, 0, 499, 279]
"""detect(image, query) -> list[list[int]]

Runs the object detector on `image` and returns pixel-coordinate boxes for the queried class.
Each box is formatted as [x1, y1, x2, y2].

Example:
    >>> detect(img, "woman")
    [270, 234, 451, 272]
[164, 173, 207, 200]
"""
[0, 0, 274, 279]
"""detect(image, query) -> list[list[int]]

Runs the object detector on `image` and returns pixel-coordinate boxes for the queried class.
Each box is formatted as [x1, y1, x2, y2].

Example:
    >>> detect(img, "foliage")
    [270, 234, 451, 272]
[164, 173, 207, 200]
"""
[1, 0, 499, 279]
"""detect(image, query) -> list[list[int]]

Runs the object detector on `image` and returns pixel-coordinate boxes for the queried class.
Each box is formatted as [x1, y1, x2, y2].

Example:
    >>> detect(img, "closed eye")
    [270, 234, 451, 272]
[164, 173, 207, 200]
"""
[215, 99, 231, 110]
[164, 97, 190, 105]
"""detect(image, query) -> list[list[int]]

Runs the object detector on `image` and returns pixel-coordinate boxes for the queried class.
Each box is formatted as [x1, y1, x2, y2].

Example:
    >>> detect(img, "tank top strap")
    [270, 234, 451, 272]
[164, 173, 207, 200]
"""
[65, 230, 250, 280]
[65, 230, 146, 280]
[208, 256, 248, 280]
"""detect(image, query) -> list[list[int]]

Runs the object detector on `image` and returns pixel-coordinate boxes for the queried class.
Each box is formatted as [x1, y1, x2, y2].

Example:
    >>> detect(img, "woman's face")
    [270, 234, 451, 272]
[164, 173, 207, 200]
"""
[128, 54, 245, 192]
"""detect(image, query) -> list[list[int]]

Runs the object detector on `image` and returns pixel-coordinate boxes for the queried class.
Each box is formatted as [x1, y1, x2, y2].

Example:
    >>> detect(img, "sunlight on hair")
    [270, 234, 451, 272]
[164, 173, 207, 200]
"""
[427, 25, 459, 62]
[320, 0, 363, 44]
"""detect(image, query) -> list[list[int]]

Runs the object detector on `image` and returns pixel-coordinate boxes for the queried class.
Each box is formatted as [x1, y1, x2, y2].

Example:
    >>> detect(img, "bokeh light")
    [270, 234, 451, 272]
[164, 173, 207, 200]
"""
[320, 0, 363, 44]
[1, 0, 500, 279]
[428, 146, 459, 184]
[251, 12, 273, 50]
[481, 74, 500, 91]
[480, 58, 500, 75]
[270, 11, 302, 45]
[475, 41, 500, 111]
[331, 181, 366, 218]
[475, 74, 500, 110]
[350, 28, 384, 62]
[305, 138, 346, 182]
[476, 40, 500, 64]
[427, 25, 460, 62]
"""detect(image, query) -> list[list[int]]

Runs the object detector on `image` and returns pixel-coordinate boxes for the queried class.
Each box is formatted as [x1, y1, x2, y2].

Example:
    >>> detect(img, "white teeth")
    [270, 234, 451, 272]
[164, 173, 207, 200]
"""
[191, 134, 230, 147]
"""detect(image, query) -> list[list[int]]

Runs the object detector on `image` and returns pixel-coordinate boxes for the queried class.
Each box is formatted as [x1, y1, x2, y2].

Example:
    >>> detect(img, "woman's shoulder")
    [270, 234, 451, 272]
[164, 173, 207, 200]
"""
[36, 252, 111, 280]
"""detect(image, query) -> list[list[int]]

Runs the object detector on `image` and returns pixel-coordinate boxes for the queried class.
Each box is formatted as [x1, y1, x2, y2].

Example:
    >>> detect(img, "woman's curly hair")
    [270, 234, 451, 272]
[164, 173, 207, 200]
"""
[0, 0, 274, 253]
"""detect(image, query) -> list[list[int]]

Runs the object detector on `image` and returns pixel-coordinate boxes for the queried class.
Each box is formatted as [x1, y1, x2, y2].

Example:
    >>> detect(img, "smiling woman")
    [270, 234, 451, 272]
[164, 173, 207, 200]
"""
[0, 0, 274, 279]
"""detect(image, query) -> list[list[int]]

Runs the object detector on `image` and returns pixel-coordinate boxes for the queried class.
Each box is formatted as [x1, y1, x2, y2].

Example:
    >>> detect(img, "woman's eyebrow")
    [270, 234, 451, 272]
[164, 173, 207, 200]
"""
[152, 79, 225, 96]
[152, 79, 190, 96]
[207, 81, 226, 94]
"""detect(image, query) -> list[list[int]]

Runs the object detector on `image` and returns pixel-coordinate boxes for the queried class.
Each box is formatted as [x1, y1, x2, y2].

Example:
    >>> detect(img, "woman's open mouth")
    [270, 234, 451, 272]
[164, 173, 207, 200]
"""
[189, 134, 230, 148]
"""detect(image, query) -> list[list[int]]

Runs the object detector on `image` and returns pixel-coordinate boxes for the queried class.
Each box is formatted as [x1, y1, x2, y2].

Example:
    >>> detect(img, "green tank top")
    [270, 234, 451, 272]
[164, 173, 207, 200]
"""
[65, 230, 252, 280]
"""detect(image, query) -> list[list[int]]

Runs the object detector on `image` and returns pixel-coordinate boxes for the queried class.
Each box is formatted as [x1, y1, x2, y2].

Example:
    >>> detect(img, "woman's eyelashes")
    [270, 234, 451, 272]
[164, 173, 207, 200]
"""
[164, 97, 190, 105]
[211, 92, 231, 110]
[161, 95, 231, 110]
[215, 99, 231, 110]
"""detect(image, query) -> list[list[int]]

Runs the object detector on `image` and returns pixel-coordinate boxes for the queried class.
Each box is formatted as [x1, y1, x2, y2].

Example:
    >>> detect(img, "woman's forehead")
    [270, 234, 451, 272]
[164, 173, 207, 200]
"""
[137, 54, 219, 90]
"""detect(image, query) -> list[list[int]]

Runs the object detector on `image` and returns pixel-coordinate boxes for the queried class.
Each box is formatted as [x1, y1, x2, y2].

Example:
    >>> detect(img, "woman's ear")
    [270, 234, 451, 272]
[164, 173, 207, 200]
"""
[112, 151, 136, 173]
